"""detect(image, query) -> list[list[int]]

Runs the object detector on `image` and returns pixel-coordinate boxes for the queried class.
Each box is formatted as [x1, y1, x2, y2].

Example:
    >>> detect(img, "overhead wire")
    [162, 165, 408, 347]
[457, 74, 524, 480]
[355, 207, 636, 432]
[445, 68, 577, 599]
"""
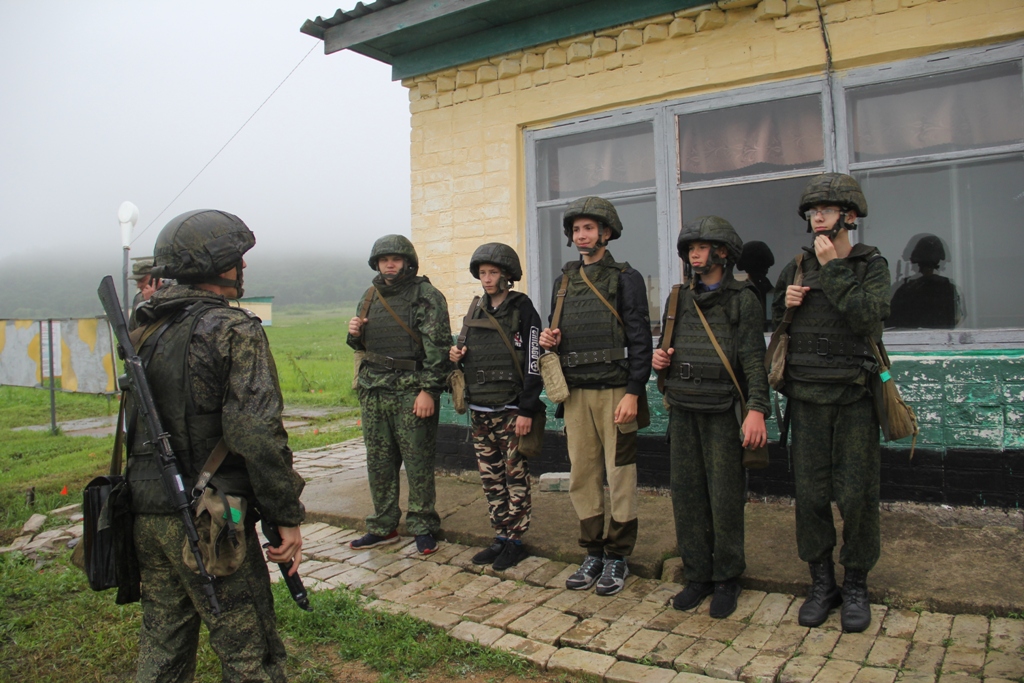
[132, 41, 320, 245]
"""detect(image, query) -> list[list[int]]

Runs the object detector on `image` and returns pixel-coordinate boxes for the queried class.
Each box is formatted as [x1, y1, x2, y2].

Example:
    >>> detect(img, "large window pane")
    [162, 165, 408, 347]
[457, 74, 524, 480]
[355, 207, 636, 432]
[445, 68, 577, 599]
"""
[681, 175, 814, 329]
[848, 61, 1024, 163]
[857, 155, 1024, 330]
[536, 122, 655, 201]
[678, 95, 823, 182]
[536, 196, 661, 331]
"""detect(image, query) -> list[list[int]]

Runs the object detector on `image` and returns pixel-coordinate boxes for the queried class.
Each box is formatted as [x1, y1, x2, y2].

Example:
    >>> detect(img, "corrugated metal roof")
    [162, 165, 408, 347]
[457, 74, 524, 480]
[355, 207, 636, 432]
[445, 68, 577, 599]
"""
[300, 0, 410, 41]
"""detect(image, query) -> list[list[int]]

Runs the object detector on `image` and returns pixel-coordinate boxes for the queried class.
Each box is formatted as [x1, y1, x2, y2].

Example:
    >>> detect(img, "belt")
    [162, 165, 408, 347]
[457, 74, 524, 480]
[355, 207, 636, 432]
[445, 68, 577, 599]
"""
[666, 361, 723, 383]
[789, 334, 871, 359]
[362, 351, 421, 371]
[560, 347, 628, 368]
[471, 369, 519, 384]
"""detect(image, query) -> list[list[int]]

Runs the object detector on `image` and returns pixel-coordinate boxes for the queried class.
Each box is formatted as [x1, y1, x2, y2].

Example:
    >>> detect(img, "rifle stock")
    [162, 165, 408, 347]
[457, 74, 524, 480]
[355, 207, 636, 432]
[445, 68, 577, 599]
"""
[97, 275, 221, 615]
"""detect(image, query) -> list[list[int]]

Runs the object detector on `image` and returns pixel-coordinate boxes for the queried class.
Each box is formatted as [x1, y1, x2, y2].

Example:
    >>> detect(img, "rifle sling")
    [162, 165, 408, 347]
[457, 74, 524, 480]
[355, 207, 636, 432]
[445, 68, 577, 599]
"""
[357, 288, 375, 320]
[657, 285, 683, 392]
[193, 438, 231, 497]
[373, 287, 422, 347]
[764, 252, 804, 371]
[692, 299, 748, 417]
[456, 296, 481, 349]
[550, 274, 569, 332]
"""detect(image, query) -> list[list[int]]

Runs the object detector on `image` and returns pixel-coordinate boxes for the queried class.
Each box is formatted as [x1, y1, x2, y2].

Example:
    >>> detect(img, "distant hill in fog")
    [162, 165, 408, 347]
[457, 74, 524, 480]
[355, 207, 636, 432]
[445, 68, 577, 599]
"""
[0, 250, 371, 319]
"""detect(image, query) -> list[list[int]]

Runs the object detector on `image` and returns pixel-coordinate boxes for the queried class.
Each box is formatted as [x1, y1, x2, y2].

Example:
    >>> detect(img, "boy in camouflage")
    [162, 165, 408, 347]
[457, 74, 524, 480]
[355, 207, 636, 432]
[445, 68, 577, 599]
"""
[449, 243, 544, 571]
[772, 173, 890, 633]
[347, 235, 452, 554]
[653, 216, 769, 619]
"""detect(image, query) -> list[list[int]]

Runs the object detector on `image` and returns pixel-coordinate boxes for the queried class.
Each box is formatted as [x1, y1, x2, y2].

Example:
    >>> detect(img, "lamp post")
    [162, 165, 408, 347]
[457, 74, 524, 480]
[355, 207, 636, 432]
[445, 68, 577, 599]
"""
[118, 201, 139, 321]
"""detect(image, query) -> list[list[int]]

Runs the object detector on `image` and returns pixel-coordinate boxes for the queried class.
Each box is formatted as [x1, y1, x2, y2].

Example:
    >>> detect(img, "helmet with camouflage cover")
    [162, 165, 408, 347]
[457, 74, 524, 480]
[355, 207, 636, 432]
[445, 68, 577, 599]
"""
[368, 234, 418, 275]
[470, 242, 522, 282]
[561, 196, 623, 248]
[676, 216, 744, 276]
[152, 210, 254, 296]
[798, 173, 868, 227]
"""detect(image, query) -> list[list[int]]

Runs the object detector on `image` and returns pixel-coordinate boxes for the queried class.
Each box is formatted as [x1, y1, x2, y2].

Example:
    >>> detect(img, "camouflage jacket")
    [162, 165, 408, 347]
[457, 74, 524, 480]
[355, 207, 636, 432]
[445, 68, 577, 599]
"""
[772, 245, 891, 405]
[137, 285, 305, 527]
[347, 274, 452, 397]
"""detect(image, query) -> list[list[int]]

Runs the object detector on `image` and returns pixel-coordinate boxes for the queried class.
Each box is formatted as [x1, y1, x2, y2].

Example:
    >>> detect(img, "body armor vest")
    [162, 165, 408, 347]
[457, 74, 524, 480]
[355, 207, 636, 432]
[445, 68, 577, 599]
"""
[127, 301, 252, 514]
[888, 275, 957, 329]
[664, 283, 744, 413]
[786, 249, 880, 385]
[559, 260, 629, 387]
[362, 280, 423, 363]
[463, 293, 524, 407]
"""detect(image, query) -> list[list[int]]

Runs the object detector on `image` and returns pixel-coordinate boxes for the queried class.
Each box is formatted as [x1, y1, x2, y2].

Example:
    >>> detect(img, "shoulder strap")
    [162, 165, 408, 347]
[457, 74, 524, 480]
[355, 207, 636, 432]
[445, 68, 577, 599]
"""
[358, 288, 375, 319]
[110, 392, 127, 476]
[550, 274, 570, 331]
[656, 284, 683, 394]
[192, 438, 231, 497]
[578, 264, 624, 327]
[693, 300, 747, 415]
[764, 253, 804, 370]
[373, 286, 422, 346]
[481, 307, 526, 382]
[456, 296, 481, 349]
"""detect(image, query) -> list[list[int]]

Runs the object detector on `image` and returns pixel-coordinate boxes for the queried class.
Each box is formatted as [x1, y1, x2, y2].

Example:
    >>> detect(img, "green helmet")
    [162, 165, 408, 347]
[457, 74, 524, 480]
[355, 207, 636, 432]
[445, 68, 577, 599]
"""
[470, 242, 522, 281]
[676, 215, 744, 264]
[130, 257, 155, 281]
[561, 196, 623, 245]
[152, 210, 254, 282]
[798, 173, 868, 219]
[368, 234, 418, 274]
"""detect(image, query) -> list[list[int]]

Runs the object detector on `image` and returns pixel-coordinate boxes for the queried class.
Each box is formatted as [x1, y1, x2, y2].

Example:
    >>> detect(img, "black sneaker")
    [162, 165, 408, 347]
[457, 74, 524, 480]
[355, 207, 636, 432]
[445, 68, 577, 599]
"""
[472, 538, 506, 565]
[595, 558, 629, 596]
[349, 530, 399, 549]
[709, 579, 742, 619]
[415, 533, 438, 555]
[565, 554, 604, 590]
[492, 540, 527, 571]
[672, 581, 714, 611]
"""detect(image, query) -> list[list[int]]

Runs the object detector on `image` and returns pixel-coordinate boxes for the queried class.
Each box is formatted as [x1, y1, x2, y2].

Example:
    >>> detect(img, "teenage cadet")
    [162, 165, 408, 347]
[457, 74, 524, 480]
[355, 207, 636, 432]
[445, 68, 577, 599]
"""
[772, 173, 890, 633]
[449, 243, 544, 570]
[653, 217, 769, 619]
[131, 210, 304, 682]
[539, 196, 653, 597]
[347, 235, 452, 554]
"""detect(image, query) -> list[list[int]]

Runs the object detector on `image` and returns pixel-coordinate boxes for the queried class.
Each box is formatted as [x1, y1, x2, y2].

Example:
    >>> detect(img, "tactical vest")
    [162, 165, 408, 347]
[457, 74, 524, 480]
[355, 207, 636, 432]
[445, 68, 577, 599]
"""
[126, 301, 253, 514]
[559, 260, 629, 387]
[361, 280, 423, 366]
[786, 247, 881, 385]
[664, 283, 743, 413]
[462, 294, 524, 407]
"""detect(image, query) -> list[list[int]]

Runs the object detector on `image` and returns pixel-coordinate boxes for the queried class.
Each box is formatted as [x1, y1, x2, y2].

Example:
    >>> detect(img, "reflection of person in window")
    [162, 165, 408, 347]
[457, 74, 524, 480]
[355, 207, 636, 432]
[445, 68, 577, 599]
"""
[736, 241, 775, 331]
[888, 234, 962, 329]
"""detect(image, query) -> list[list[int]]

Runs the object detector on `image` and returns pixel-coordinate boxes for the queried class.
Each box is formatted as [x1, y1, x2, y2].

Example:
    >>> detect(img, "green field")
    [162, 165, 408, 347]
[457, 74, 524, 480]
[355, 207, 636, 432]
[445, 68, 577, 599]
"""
[0, 311, 560, 681]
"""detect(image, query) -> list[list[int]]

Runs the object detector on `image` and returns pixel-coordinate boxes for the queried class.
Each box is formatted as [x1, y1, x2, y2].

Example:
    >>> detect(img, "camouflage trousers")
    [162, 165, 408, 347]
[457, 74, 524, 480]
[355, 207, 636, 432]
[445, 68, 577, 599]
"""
[360, 388, 441, 537]
[668, 407, 746, 583]
[789, 396, 881, 572]
[470, 409, 532, 540]
[133, 514, 287, 683]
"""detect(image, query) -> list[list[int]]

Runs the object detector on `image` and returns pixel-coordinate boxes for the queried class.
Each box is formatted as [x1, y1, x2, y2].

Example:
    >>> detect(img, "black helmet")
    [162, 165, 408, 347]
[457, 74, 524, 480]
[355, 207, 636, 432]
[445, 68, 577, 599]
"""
[908, 234, 947, 267]
[470, 243, 522, 281]
[677, 216, 744, 263]
[153, 210, 254, 284]
[737, 241, 775, 275]
[368, 234, 419, 274]
[561, 196, 623, 245]
[798, 173, 868, 219]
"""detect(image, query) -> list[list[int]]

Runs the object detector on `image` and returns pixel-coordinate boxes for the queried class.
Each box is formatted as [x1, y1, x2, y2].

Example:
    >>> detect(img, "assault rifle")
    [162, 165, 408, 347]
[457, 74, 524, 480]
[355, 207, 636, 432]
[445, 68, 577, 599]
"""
[97, 275, 221, 615]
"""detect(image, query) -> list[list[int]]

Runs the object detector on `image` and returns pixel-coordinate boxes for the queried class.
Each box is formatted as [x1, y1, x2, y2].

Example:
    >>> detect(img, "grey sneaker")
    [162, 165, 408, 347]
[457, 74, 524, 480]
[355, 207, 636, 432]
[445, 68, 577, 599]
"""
[565, 555, 604, 590]
[596, 558, 629, 596]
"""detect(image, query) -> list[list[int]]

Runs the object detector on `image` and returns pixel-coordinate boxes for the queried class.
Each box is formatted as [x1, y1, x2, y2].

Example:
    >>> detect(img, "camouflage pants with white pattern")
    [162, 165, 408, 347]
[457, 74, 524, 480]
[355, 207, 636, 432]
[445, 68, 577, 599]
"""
[471, 409, 531, 540]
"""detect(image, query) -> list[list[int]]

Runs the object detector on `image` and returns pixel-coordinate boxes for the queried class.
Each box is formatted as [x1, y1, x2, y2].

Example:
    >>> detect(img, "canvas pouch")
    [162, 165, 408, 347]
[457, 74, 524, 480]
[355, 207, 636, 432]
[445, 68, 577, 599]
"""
[183, 488, 248, 577]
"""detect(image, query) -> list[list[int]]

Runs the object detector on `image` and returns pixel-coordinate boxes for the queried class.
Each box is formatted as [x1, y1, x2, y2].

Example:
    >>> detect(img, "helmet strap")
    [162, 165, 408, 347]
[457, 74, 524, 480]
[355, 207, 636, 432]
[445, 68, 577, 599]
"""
[205, 264, 244, 299]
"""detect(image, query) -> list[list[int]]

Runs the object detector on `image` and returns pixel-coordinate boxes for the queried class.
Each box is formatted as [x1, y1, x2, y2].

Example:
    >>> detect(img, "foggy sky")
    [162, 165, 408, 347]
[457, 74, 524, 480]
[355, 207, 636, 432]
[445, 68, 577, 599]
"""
[0, 1, 411, 265]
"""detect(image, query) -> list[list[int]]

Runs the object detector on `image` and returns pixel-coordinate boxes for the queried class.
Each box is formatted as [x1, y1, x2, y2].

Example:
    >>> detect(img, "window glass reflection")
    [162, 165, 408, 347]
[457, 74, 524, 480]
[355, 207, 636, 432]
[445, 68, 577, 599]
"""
[536, 123, 655, 201]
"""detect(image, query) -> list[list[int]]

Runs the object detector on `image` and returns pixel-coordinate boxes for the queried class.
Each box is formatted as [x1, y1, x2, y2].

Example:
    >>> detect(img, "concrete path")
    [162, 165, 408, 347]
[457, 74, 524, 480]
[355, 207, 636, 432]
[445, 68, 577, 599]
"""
[294, 438, 1024, 683]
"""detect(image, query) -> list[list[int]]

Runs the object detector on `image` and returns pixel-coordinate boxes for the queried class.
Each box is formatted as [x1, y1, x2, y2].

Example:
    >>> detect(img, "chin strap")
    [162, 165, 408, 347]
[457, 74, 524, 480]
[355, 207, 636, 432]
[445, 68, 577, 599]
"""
[206, 264, 244, 298]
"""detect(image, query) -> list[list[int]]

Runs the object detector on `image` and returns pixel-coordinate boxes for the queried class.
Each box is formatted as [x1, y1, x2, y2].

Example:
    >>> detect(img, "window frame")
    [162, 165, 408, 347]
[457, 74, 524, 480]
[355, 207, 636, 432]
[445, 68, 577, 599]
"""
[523, 39, 1024, 350]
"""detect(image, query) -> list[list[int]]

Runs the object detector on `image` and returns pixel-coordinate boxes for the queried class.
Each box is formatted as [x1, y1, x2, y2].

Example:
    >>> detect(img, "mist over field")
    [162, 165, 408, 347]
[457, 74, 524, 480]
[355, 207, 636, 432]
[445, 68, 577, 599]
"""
[0, 248, 372, 319]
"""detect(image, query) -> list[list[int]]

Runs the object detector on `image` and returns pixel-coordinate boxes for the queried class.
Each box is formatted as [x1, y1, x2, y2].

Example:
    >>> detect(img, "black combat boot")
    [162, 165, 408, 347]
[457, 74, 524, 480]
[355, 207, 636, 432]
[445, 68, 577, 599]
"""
[841, 569, 871, 633]
[798, 559, 842, 627]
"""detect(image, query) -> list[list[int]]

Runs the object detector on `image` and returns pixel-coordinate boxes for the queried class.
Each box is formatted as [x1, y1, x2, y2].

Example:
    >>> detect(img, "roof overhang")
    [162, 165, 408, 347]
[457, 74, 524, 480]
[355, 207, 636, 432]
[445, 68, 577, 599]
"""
[301, 0, 707, 81]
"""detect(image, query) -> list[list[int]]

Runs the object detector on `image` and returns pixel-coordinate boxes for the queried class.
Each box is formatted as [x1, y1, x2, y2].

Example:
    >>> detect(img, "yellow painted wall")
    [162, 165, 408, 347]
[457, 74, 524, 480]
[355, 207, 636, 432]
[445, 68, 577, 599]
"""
[404, 0, 1024, 326]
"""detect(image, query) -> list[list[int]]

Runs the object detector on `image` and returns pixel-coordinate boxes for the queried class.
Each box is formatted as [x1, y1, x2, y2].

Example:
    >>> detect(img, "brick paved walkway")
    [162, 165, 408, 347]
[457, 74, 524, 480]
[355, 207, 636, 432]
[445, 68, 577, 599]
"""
[287, 441, 1024, 683]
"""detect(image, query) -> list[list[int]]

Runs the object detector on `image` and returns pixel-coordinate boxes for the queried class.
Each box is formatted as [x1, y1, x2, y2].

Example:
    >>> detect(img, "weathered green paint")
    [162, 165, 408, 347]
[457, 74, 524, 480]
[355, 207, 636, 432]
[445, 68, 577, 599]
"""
[440, 349, 1024, 453]
[386, 0, 708, 80]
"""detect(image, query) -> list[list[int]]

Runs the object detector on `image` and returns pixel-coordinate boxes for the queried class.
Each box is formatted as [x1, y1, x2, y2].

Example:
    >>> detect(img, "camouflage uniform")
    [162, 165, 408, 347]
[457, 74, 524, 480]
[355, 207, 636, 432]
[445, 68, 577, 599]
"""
[471, 410, 531, 538]
[347, 272, 451, 537]
[131, 284, 304, 683]
[772, 243, 890, 572]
